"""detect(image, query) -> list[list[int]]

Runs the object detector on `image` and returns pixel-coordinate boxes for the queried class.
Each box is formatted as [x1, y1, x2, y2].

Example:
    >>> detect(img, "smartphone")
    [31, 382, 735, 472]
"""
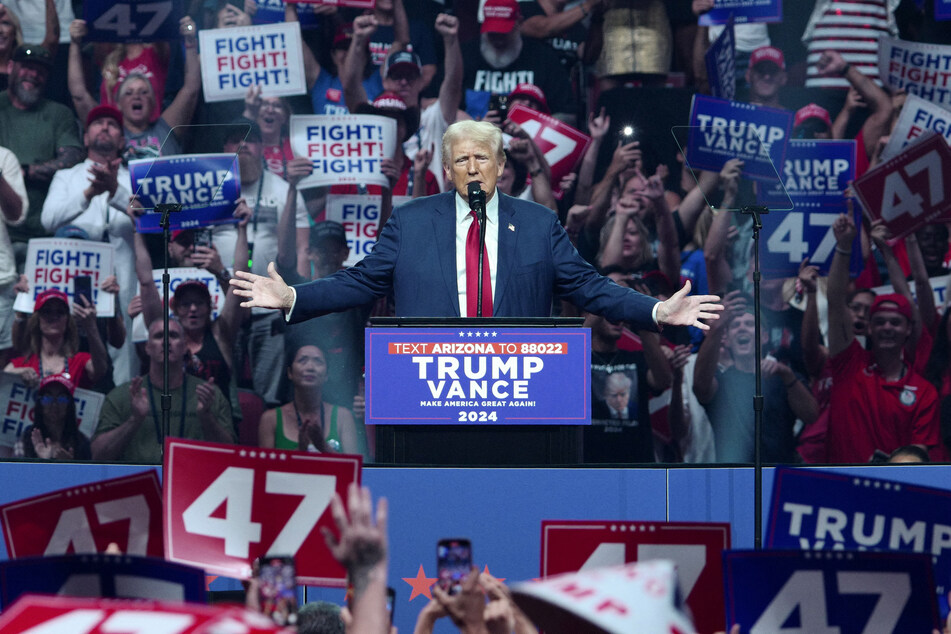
[386, 586, 396, 624]
[617, 123, 639, 144]
[488, 94, 509, 119]
[436, 538, 472, 595]
[257, 556, 298, 626]
[73, 275, 93, 306]
[194, 228, 213, 249]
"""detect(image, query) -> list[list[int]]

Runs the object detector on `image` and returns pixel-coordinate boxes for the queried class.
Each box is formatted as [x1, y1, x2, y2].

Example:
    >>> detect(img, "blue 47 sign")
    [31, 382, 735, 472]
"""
[84, 0, 184, 42]
[761, 140, 861, 276]
[724, 550, 939, 633]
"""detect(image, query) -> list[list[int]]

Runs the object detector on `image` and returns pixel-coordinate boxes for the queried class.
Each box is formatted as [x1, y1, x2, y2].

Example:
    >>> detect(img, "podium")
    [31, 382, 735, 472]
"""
[367, 317, 588, 466]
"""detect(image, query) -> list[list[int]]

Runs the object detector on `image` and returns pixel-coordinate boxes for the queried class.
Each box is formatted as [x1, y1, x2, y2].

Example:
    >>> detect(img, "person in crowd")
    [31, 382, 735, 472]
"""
[5, 288, 108, 390]
[520, 0, 598, 77]
[211, 119, 310, 406]
[0, 143, 26, 370]
[0, 44, 82, 253]
[693, 0, 772, 90]
[744, 45, 787, 109]
[915, 223, 950, 280]
[888, 444, 930, 464]
[792, 103, 832, 139]
[257, 343, 367, 457]
[16, 374, 90, 460]
[365, 0, 436, 93]
[91, 318, 235, 462]
[825, 212, 944, 462]
[97, 40, 168, 120]
[341, 11, 463, 192]
[67, 16, 200, 160]
[40, 104, 136, 383]
[693, 290, 817, 463]
[279, 218, 367, 415]
[0, 1, 58, 91]
[241, 89, 296, 180]
[462, 0, 577, 124]
[230, 120, 722, 330]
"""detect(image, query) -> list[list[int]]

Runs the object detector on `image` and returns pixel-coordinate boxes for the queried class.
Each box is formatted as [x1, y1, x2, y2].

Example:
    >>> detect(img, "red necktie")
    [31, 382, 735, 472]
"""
[466, 210, 493, 317]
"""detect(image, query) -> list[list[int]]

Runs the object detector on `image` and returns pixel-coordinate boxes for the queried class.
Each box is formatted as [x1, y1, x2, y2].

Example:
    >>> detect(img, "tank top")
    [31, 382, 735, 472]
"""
[274, 405, 340, 450]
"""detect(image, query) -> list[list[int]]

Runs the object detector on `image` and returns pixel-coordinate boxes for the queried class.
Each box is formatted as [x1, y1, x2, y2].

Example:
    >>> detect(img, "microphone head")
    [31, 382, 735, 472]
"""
[467, 181, 486, 205]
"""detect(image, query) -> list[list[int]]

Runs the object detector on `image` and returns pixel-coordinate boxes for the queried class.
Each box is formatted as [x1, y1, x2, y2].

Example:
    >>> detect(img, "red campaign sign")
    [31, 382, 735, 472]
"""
[0, 594, 284, 633]
[852, 132, 951, 243]
[507, 104, 591, 191]
[540, 520, 730, 634]
[0, 471, 163, 559]
[163, 439, 362, 586]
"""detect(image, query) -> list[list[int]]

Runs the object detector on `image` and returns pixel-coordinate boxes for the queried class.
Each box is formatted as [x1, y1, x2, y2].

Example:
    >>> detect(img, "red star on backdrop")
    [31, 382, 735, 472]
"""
[205, 575, 218, 591]
[402, 564, 437, 601]
[482, 565, 505, 582]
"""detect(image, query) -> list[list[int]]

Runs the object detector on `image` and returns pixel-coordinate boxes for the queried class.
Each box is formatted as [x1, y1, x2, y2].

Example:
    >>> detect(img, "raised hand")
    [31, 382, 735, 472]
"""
[435, 12, 458, 39]
[230, 262, 295, 311]
[588, 107, 610, 140]
[320, 483, 388, 593]
[655, 280, 723, 330]
[195, 377, 217, 419]
[129, 375, 149, 422]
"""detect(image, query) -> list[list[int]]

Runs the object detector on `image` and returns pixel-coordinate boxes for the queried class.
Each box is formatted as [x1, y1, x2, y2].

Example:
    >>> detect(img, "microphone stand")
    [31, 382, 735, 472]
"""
[477, 199, 487, 318]
[155, 203, 182, 449]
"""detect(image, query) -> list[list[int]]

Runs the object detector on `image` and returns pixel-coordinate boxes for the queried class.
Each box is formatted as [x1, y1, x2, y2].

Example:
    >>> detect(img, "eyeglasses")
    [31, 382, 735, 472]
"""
[38, 395, 71, 405]
[848, 303, 871, 315]
[39, 308, 68, 319]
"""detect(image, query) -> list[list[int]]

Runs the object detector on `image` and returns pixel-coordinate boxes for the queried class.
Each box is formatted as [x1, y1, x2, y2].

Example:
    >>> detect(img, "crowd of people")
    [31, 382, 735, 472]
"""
[0, 0, 949, 465]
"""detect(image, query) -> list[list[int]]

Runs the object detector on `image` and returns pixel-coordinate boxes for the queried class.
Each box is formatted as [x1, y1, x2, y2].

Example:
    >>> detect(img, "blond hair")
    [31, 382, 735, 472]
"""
[441, 120, 505, 169]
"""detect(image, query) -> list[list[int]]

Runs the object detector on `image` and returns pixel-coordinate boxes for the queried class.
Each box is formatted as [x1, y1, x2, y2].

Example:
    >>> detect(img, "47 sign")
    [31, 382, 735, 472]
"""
[853, 133, 951, 243]
[84, 0, 184, 41]
[163, 439, 361, 586]
[540, 520, 730, 634]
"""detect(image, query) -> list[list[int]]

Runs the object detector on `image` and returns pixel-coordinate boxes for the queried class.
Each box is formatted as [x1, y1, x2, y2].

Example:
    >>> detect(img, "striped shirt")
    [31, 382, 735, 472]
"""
[803, 0, 899, 88]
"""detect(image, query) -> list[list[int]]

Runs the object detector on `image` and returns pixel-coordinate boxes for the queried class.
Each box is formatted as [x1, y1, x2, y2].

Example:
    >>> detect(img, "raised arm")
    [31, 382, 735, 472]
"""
[162, 16, 201, 130]
[797, 258, 828, 379]
[285, 2, 322, 90]
[643, 174, 681, 288]
[869, 219, 922, 347]
[435, 13, 462, 127]
[574, 108, 609, 205]
[41, 0, 60, 57]
[693, 290, 740, 404]
[67, 20, 98, 123]
[342, 15, 376, 113]
[522, 0, 600, 38]
[906, 231, 938, 331]
[827, 211, 857, 358]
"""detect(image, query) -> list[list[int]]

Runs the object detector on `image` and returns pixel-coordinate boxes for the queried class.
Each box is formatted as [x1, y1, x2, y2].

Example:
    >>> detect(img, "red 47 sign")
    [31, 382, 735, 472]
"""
[507, 104, 591, 189]
[541, 520, 730, 634]
[0, 595, 283, 633]
[163, 439, 361, 586]
[853, 132, 951, 243]
[0, 471, 162, 558]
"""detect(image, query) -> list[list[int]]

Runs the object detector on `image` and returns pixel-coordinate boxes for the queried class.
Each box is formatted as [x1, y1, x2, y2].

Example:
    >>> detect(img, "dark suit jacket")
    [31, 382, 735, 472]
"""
[290, 192, 659, 326]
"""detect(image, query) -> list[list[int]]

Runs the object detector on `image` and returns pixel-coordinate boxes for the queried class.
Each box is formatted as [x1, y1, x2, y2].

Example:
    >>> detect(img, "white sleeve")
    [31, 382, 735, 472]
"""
[42, 169, 89, 232]
[0, 148, 27, 226]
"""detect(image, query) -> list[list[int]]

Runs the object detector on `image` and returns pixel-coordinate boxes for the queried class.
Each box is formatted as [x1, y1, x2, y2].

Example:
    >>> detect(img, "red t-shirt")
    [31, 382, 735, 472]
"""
[826, 339, 942, 463]
[11, 353, 93, 389]
[100, 46, 167, 122]
[262, 138, 294, 180]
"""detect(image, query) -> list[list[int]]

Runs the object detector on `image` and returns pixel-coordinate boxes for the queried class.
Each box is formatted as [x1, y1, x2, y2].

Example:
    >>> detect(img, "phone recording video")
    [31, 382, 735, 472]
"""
[436, 538, 472, 595]
[618, 123, 639, 145]
[488, 94, 509, 119]
[257, 555, 298, 626]
[194, 228, 213, 249]
[73, 275, 93, 307]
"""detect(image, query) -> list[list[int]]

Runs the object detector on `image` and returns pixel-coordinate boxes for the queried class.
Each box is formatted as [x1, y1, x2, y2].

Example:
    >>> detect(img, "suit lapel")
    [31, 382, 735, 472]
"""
[432, 193, 461, 317]
[495, 195, 517, 312]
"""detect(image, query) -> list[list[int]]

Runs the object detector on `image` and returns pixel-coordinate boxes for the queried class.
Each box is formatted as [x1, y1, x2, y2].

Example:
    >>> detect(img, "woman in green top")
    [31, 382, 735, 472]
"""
[257, 344, 367, 457]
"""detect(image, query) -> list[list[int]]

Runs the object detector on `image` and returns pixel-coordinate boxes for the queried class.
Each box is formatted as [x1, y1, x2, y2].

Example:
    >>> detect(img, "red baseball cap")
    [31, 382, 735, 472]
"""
[749, 46, 785, 71]
[482, 0, 520, 33]
[794, 103, 832, 129]
[39, 374, 76, 395]
[332, 23, 353, 50]
[34, 288, 69, 312]
[86, 104, 123, 129]
[509, 83, 549, 114]
[870, 293, 914, 322]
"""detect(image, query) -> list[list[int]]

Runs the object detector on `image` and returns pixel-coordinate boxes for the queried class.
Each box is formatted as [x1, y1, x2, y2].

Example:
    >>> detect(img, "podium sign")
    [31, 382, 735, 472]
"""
[540, 520, 730, 633]
[724, 550, 939, 633]
[366, 327, 591, 425]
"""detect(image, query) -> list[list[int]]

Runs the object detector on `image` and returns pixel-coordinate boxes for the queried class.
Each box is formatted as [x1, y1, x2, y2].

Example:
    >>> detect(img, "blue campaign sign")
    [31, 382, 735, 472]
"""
[0, 553, 206, 608]
[705, 18, 736, 101]
[761, 140, 860, 276]
[766, 467, 951, 610]
[938, 0, 951, 21]
[724, 550, 939, 633]
[365, 327, 591, 425]
[129, 154, 241, 233]
[84, 0, 183, 42]
[687, 95, 793, 181]
[699, 0, 782, 25]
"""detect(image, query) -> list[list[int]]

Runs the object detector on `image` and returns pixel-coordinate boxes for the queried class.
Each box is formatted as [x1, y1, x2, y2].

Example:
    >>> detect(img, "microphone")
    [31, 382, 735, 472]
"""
[467, 182, 488, 317]
[467, 181, 486, 216]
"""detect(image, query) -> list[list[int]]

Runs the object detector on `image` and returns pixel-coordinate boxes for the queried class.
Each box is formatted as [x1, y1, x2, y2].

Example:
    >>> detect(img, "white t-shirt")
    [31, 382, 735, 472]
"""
[0, 146, 27, 286]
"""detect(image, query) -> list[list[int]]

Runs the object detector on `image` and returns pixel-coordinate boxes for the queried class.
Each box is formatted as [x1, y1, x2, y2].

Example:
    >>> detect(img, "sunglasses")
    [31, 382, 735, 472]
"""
[38, 395, 71, 405]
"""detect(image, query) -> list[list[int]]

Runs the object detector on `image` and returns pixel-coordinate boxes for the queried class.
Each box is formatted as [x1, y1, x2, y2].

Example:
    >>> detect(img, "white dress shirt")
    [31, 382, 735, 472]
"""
[455, 189, 499, 317]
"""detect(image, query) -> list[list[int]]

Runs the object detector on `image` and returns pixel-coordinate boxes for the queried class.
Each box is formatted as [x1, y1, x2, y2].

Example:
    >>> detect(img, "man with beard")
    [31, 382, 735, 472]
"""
[211, 119, 310, 406]
[41, 104, 136, 384]
[462, 0, 576, 124]
[0, 44, 81, 257]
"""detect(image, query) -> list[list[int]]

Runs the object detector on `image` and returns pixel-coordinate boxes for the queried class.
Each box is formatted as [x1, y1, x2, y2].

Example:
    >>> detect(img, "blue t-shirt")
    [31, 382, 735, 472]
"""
[310, 68, 383, 116]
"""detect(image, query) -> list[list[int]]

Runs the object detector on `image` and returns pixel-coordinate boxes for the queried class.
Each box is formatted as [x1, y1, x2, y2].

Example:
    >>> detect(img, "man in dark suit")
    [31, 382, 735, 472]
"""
[231, 120, 721, 331]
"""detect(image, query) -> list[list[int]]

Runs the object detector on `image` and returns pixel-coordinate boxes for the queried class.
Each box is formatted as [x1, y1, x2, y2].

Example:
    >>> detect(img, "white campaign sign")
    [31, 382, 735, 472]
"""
[14, 238, 117, 317]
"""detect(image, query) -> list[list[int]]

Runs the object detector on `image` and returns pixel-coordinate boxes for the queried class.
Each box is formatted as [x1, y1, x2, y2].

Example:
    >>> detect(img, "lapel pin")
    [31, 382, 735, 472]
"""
[508, 223, 515, 232]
